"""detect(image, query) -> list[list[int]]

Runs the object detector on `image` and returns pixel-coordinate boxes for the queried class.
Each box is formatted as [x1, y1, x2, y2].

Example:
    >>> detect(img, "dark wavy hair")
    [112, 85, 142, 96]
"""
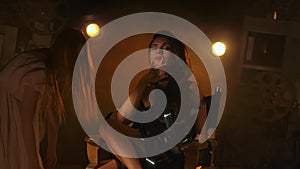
[148, 30, 190, 66]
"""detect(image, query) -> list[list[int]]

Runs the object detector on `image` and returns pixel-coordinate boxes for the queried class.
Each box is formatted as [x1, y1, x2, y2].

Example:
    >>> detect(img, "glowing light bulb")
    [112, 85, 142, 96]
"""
[86, 23, 100, 37]
[212, 42, 226, 56]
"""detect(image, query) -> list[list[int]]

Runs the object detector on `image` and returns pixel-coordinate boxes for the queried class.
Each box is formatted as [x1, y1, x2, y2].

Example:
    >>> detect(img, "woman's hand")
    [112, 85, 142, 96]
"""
[130, 69, 168, 109]
[194, 133, 206, 142]
[117, 69, 167, 124]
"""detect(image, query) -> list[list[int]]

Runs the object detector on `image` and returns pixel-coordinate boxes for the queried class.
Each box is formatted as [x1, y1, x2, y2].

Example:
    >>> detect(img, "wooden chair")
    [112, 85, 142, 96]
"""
[85, 88, 222, 169]
[182, 87, 222, 169]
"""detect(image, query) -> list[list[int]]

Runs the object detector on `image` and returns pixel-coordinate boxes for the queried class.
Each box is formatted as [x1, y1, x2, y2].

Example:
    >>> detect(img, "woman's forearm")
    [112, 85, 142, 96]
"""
[46, 110, 59, 150]
[44, 109, 59, 169]
[21, 85, 40, 169]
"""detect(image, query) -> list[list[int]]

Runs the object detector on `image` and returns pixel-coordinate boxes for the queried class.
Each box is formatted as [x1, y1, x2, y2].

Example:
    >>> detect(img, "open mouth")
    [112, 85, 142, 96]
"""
[151, 55, 165, 68]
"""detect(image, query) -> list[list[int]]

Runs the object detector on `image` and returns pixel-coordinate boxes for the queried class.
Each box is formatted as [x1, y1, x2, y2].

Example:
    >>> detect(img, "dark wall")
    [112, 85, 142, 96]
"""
[1, 0, 300, 168]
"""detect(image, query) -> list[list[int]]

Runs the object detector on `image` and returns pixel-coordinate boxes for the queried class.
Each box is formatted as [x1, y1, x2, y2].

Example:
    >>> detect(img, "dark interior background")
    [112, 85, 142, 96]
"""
[1, 0, 300, 168]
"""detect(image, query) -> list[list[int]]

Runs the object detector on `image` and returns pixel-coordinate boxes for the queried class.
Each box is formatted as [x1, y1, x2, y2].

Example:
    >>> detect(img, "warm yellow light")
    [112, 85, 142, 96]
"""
[86, 23, 100, 37]
[212, 42, 226, 56]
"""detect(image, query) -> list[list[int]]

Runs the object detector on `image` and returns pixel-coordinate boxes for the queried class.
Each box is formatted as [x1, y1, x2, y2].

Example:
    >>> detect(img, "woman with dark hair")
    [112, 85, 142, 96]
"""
[101, 31, 207, 169]
[0, 28, 86, 169]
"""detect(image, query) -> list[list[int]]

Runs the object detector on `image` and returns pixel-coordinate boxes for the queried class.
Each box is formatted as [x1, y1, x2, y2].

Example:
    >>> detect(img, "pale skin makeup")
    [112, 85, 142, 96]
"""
[148, 36, 174, 86]
[117, 37, 173, 124]
[149, 37, 172, 69]
[102, 35, 207, 169]
[102, 37, 178, 169]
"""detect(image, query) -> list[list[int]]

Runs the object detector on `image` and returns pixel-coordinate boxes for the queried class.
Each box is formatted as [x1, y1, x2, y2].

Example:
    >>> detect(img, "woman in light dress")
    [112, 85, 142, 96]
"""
[0, 28, 86, 169]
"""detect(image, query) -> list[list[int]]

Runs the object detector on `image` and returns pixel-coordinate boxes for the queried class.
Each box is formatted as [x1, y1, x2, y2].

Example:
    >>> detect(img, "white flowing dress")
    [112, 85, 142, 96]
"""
[0, 53, 46, 169]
